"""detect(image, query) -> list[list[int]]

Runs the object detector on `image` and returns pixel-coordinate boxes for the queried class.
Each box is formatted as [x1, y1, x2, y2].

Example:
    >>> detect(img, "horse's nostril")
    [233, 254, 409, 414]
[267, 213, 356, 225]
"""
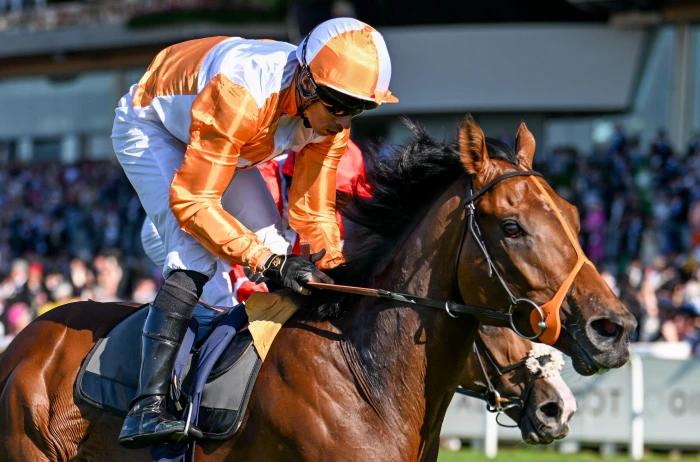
[591, 318, 622, 339]
[538, 401, 562, 420]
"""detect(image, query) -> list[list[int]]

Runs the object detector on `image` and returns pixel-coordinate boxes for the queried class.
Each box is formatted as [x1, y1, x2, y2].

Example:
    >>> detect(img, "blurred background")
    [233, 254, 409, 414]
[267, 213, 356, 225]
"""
[2, 0, 700, 460]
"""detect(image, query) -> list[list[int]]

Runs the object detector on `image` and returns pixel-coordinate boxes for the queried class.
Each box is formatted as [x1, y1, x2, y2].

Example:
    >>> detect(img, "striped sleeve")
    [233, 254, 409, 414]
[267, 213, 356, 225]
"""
[287, 128, 349, 269]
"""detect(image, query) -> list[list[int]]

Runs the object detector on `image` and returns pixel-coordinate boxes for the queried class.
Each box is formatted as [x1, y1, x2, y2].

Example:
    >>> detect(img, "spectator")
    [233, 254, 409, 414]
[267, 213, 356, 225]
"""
[6, 302, 31, 336]
[534, 125, 700, 356]
[131, 277, 157, 305]
[91, 251, 124, 302]
[0, 160, 158, 339]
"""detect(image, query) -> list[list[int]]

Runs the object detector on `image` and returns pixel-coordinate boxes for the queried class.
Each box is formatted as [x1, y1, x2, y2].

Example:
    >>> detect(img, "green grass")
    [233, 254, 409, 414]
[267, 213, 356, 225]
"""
[437, 448, 700, 461]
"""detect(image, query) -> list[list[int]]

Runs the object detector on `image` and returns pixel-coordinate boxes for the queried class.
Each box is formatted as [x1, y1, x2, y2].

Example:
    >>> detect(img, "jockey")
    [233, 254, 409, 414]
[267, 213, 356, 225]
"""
[112, 17, 397, 448]
[138, 140, 369, 307]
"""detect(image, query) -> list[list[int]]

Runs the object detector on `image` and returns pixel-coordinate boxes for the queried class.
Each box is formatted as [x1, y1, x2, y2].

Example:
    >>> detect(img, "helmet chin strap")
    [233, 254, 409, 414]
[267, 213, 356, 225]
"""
[294, 65, 317, 129]
[299, 105, 312, 129]
[297, 88, 317, 129]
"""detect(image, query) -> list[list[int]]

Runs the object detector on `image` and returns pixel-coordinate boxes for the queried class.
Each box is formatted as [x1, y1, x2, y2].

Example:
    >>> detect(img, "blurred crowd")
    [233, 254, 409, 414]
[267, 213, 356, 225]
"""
[540, 126, 700, 354]
[4, 127, 700, 355]
[0, 161, 158, 346]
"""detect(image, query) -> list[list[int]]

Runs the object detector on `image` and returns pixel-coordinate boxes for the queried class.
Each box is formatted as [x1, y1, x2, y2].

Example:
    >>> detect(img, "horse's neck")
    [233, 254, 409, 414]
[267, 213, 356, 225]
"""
[342, 179, 477, 448]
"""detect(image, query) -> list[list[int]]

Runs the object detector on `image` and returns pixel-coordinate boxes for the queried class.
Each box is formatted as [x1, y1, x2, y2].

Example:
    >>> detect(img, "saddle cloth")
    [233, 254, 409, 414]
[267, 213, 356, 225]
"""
[75, 303, 261, 439]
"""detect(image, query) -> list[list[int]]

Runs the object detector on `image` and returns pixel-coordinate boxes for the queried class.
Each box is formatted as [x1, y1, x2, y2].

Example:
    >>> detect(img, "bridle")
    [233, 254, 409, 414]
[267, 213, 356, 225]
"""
[309, 156, 593, 345]
[453, 170, 547, 340]
[455, 335, 531, 427]
[455, 334, 566, 428]
[456, 165, 594, 344]
[308, 169, 546, 338]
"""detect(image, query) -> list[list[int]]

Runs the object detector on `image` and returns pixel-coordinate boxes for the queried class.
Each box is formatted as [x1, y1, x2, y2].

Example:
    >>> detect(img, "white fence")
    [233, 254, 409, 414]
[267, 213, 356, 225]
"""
[441, 343, 700, 458]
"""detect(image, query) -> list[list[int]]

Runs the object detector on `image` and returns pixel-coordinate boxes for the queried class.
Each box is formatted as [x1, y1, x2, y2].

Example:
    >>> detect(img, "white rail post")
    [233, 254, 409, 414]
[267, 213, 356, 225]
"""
[483, 407, 498, 459]
[629, 353, 644, 461]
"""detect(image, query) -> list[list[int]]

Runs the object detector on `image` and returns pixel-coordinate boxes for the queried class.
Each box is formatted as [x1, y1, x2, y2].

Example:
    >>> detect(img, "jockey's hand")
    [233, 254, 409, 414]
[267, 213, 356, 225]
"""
[262, 251, 333, 295]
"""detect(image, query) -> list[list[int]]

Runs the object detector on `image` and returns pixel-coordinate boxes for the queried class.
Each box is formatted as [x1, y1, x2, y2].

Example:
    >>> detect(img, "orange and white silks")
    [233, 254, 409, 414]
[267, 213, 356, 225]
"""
[124, 35, 348, 272]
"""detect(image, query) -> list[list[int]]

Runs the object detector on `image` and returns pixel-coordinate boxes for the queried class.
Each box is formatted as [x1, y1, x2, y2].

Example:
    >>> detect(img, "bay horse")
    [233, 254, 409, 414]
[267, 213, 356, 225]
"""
[424, 325, 576, 461]
[0, 117, 634, 461]
[456, 326, 575, 445]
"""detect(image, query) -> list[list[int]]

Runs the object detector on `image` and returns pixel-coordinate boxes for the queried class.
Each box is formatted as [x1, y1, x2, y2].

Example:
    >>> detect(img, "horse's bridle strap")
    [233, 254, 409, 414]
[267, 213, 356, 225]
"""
[306, 172, 549, 334]
[525, 174, 594, 344]
[463, 170, 544, 204]
[455, 336, 525, 426]
[308, 167, 587, 345]
[462, 168, 594, 345]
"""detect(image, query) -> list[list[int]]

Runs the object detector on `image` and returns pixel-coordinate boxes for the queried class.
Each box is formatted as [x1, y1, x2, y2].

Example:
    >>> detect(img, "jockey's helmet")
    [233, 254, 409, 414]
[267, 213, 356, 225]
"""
[295, 17, 398, 116]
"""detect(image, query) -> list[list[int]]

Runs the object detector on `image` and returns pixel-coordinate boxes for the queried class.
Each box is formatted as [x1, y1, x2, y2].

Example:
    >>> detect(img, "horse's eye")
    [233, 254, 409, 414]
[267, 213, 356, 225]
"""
[501, 220, 523, 238]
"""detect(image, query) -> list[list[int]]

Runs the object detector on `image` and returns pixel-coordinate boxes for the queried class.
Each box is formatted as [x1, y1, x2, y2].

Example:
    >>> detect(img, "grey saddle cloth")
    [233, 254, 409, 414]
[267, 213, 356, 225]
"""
[75, 303, 261, 439]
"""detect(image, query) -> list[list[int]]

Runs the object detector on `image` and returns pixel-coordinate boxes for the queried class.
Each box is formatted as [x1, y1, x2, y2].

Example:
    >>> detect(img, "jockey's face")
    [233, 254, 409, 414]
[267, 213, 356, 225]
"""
[303, 100, 352, 137]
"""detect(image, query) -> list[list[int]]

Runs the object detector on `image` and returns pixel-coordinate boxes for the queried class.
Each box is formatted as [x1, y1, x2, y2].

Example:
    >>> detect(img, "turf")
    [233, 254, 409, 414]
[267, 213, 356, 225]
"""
[437, 448, 697, 461]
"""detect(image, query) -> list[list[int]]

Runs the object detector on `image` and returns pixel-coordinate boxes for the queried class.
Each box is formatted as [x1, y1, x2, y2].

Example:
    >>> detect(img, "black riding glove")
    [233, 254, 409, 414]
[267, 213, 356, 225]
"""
[262, 250, 334, 295]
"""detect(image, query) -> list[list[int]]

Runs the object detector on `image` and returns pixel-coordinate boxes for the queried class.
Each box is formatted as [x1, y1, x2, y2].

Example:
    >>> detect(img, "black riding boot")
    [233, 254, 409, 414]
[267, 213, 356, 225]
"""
[118, 304, 190, 448]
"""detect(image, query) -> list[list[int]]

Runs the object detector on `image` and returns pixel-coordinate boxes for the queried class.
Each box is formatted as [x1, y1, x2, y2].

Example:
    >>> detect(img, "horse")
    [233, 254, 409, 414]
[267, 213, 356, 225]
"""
[424, 325, 576, 461]
[0, 116, 635, 461]
[456, 326, 575, 445]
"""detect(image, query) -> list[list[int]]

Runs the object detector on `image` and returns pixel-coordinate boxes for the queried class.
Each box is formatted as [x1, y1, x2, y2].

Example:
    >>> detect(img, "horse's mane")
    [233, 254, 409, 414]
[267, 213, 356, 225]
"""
[302, 119, 517, 320]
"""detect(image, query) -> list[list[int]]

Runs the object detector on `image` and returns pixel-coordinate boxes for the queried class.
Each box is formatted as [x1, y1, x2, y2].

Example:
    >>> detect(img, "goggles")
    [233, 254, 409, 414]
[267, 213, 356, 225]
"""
[313, 76, 378, 117]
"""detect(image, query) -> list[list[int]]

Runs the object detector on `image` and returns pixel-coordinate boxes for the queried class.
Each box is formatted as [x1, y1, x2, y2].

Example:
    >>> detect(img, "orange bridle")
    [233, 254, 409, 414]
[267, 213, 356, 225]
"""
[461, 170, 593, 345]
[525, 174, 594, 344]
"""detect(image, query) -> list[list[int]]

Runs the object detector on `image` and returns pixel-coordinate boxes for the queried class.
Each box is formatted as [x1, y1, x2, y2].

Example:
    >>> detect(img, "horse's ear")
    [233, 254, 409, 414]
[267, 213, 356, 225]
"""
[458, 115, 490, 175]
[515, 121, 536, 169]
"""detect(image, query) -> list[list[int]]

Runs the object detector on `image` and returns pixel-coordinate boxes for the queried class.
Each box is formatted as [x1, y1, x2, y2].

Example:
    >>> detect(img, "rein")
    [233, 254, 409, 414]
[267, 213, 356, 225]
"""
[306, 282, 510, 325]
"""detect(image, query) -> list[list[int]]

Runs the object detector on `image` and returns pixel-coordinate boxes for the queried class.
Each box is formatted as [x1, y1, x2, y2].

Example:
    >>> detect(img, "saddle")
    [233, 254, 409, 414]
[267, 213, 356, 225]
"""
[75, 303, 262, 440]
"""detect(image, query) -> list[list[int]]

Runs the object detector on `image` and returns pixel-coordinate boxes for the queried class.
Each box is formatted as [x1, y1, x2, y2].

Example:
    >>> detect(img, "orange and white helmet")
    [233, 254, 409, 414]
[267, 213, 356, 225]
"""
[296, 17, 398, 106]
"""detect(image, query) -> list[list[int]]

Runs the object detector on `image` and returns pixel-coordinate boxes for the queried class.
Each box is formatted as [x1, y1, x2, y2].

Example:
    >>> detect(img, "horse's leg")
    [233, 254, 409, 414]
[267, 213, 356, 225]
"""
[422, 439, 440, 462]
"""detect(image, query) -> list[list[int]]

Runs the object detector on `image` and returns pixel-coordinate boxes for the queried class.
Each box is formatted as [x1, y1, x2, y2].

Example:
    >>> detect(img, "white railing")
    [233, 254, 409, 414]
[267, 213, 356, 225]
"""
[441, 343, 698, 458]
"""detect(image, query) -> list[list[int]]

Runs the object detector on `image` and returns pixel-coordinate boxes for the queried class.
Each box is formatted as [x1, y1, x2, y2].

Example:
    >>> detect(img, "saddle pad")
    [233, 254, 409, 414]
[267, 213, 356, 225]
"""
[245, 290, 301, 360]
[75, 304, 262, 439]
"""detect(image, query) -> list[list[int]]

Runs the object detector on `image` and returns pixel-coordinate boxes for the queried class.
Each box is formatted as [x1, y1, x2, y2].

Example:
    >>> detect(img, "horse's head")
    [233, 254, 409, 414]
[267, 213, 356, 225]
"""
[456, 116, 636, 375]
[461, 326, 575, 444]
